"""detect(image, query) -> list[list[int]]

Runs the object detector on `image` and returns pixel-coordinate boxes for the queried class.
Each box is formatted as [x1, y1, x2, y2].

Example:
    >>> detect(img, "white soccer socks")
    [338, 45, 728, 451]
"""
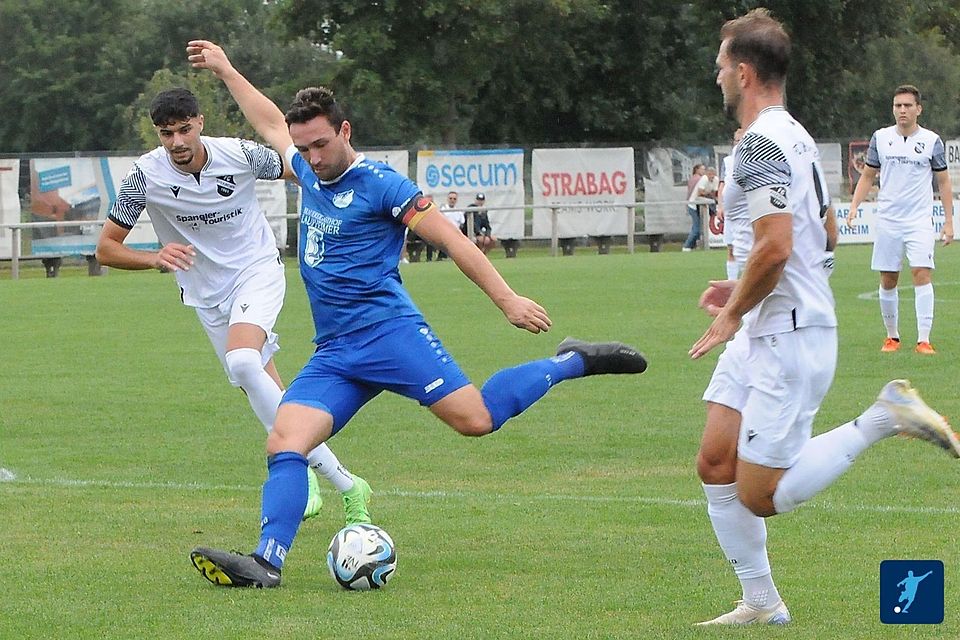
[915, 283, 934, 344]
[878, 286, 899, 339]
[703, 482, 781, 608]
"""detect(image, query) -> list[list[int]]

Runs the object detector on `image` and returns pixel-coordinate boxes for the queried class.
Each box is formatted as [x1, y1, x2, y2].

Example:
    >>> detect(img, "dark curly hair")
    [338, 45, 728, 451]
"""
[150, 88, 200, 126]
[284, 86, 345, 131]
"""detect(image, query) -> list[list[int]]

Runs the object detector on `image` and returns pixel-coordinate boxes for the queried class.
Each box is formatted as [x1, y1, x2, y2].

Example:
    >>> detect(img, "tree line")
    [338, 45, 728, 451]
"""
[3, 0, 960, 153]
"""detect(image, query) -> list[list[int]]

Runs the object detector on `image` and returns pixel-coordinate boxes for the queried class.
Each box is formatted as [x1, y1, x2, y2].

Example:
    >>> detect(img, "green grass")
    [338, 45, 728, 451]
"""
[1, 244, 958, 639]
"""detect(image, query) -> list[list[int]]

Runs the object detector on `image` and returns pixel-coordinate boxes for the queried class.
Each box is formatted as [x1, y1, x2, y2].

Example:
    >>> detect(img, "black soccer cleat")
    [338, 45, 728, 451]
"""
[190, 547, 281, 588]
[556, 337, 648, 376]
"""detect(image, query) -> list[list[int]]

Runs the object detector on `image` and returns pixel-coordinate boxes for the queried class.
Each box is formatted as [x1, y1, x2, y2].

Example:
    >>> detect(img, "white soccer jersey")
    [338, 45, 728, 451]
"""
[727, 106, 836, 337]
[110, 137, 283, 308]
[867, 125, 946, 228]
[721, 150, 752, 265]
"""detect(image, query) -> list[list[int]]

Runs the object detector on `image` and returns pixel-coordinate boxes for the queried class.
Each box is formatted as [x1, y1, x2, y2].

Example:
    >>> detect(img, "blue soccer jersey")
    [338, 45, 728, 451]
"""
[287, 149, 425, 343]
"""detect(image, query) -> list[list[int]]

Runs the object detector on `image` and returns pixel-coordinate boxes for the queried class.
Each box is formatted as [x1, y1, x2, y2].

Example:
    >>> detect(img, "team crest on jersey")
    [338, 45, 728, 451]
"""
[216, 175, 236, 197]
[332, 189, 355, 209]
[769, 186, 788, 209]
[914, 141, 926, 154]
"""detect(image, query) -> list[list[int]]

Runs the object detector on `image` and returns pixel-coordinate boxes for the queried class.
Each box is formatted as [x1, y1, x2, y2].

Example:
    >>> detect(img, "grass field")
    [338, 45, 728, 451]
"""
[1, 244, 958, 639]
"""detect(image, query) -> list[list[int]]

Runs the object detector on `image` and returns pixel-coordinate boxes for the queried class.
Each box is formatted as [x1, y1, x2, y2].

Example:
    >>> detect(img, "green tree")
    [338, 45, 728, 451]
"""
[0, 0, 140, 151]
[836, 30, 960, 139]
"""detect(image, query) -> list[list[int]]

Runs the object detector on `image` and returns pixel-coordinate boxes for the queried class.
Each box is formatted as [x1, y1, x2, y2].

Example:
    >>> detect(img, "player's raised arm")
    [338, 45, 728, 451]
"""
[409, 206, 552, 334]
[186, 40, 295, 180]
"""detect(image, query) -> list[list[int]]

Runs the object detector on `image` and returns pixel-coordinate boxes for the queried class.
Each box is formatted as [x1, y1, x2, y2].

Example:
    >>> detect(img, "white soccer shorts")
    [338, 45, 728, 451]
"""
[871, 223, 936, 272]
[195, 261, 285, 386]
[703, 325, 837, 469]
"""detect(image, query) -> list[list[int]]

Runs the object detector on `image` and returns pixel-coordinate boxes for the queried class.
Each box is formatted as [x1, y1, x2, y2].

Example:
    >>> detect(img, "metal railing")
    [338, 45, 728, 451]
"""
[1, 200, 701, 279]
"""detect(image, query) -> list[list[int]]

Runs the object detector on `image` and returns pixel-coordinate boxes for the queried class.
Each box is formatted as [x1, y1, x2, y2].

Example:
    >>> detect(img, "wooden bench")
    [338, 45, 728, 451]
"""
[635, 233, 664, 252]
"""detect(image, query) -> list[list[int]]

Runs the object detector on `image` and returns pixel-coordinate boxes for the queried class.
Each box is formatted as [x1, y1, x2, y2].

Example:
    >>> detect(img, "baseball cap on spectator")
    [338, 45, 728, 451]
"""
[476, 193, 485, 200]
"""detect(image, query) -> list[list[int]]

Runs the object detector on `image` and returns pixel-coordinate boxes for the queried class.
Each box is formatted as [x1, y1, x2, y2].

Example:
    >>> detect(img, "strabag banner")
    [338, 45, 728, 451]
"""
[532, 147, 636, 239]
[416, 149, 524, 239]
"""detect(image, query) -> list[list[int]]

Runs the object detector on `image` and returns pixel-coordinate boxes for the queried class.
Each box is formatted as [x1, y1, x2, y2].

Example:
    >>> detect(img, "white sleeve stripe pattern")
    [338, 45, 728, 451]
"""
[109, 165, 147, 229]
[734, 132, 791, 192]
[241, 139, 283, 180]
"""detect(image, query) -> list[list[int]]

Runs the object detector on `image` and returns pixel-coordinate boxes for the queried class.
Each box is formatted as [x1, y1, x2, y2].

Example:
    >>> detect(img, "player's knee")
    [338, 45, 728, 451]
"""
[738, 487, 777, 517]
[448, 412, 494, 437]
[224, 347, 264, 387]
[696, 449, 736, 484]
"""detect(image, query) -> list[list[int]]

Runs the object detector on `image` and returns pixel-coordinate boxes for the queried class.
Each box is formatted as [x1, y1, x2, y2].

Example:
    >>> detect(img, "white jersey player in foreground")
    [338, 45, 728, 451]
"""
[847, 84, 953, 355]
[690, 8, 959, 626]
[95, 88, 371, 525]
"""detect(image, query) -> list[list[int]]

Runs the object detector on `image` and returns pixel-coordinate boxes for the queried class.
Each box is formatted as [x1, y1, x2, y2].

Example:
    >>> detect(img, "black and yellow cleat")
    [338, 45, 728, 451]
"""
[190, 547, 281, 588]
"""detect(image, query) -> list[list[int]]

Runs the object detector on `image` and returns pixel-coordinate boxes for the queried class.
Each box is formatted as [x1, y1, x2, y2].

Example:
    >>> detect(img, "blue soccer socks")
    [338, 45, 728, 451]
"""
[255, 451, 309, 570]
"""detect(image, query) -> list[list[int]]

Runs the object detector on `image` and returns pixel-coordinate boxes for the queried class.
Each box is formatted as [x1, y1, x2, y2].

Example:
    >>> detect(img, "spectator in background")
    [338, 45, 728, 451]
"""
[436, 191, 462, 260]
[687, 163, 706, 199]
[463, 192, 496, 255]
[684, 166, 719, 252]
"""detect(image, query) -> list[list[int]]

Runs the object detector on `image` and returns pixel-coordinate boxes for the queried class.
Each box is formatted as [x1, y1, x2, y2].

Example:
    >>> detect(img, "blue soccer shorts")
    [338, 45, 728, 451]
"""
[281, 316, 471, 434]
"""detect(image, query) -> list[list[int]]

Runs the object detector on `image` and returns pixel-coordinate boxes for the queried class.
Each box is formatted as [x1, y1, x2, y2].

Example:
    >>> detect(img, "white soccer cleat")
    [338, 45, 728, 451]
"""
[695, 600, 791, 626]
[877, 380, 960, 458]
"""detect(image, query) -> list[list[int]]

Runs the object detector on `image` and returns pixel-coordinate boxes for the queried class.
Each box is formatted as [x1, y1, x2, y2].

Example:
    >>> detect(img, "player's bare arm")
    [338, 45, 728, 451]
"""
[187, 40, 296, 181]
[410, 207, 552, 334]
[935, 169, 953, 245]
[847, 165, 878, 228]
[824, 205, 838, 251]
[689, 213, 791, 359]
[96, 219, 195, 272]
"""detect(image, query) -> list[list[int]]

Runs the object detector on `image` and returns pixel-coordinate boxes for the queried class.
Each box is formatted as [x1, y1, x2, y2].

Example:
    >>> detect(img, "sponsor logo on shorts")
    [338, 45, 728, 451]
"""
[424, 378, 445, 393]
[746, 429, 758, 442]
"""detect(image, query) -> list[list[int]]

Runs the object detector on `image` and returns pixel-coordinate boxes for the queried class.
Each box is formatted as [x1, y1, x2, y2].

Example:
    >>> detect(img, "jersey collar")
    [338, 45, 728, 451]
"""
[319, 153, 366, 185]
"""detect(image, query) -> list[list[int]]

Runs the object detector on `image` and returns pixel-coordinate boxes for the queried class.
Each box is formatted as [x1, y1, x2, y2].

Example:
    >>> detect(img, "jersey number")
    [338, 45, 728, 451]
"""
[304, 226, 325, 267]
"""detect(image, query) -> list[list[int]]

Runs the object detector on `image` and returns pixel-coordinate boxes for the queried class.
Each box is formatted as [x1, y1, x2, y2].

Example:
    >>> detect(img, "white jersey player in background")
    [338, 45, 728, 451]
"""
[690, 9, 958, 626]
[716, 127, 746, 280]
[95, 88, 371, 525]
[847, 84, 953, 355]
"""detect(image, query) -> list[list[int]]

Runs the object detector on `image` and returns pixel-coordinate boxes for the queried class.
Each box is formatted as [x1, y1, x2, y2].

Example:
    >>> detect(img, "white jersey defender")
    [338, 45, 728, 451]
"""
[726, 106, 836, 337]
[867, 125, 947, 229]
[110, 136, 283, 307]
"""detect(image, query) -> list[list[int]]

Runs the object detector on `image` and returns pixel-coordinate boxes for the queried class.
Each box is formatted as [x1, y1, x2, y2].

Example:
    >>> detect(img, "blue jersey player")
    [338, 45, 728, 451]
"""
[186, 40, 648, 588]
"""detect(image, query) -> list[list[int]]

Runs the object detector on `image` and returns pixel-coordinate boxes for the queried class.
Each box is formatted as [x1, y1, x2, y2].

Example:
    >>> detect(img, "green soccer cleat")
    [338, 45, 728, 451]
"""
[302, 467, 323, 522]
[342, 475, 372, 525]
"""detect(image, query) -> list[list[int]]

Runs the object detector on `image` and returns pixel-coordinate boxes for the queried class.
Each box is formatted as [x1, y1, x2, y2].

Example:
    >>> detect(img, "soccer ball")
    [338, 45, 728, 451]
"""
[327, 523, 397, 590]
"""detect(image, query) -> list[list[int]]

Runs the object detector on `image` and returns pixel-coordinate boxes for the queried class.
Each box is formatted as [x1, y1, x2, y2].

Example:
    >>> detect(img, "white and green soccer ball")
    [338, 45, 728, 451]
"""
[327, 523, 397, 590]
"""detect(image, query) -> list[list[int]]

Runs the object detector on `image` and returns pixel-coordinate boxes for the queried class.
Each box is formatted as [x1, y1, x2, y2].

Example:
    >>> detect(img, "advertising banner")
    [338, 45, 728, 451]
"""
[531, 147, 635, 238]
[0, 159, 20, 259]
[642, 146, 712, 235]
[362, 150, 410, 177]
[416, 149, 524, 239]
